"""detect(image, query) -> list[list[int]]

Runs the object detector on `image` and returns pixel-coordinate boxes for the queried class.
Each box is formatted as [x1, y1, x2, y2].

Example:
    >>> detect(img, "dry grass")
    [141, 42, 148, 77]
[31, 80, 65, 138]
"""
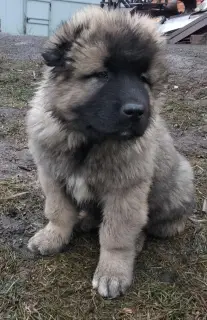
[0, 178, 42, 215]
[162, 100, 206, 131]
[0, 57, 43, 108]
[0, 221, 206, 320]
[0, 58, 206, 320]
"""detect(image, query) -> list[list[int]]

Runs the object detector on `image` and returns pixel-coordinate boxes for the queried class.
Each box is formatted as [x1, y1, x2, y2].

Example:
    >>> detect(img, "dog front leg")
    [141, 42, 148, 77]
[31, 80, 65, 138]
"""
[28, 166, 77, 255]
[92, 185, 149, 298]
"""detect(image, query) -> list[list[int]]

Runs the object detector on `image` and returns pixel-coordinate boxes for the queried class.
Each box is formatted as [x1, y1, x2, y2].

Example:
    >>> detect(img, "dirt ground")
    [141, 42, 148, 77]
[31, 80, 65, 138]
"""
[0, 34, 207, 320]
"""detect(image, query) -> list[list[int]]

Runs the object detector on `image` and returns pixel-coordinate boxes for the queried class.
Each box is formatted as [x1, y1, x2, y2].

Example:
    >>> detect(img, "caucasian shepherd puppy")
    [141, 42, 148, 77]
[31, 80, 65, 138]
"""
[27, 7, 194, 298]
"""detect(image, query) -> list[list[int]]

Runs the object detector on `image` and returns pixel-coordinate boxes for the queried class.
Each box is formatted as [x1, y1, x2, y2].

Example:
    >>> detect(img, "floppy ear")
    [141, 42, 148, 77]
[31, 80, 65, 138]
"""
[42, 41, 71, 67]
[42, 48, 63, 67]
[41, 20, 87, 67]
[41, 21, 73, 67]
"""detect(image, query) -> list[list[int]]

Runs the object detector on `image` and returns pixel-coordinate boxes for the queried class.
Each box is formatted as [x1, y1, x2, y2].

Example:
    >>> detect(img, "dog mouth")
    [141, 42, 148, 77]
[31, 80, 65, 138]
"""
[85, 124, 143, 141]
[120, 130, 134, 137]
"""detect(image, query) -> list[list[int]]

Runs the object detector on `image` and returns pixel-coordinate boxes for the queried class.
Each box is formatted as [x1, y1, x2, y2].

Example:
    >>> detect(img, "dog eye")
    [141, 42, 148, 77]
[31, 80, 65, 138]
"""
[83, 71, 109, 81]
[95, 71, 109, 80]
[140, 74, 151, 86]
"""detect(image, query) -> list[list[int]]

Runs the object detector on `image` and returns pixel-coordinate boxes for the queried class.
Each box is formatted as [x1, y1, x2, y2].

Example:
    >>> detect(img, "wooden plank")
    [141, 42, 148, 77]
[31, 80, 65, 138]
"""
[190, 33, 207, 44]
[168, 12, 207, 44]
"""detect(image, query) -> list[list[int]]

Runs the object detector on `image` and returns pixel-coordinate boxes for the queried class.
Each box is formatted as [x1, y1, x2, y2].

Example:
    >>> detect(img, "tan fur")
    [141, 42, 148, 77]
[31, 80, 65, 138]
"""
[27, 7, 194, 298]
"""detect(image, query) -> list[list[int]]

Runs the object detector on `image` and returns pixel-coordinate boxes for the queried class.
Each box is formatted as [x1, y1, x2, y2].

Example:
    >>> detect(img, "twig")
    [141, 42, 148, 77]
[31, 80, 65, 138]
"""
[0, 191, 29, 201]
[4, 279, 19, 295]
[18, 165, 32, 172]
[189, 217, 207, 223]
[32, 70, 36, 80]
[202, 199, 207, 214]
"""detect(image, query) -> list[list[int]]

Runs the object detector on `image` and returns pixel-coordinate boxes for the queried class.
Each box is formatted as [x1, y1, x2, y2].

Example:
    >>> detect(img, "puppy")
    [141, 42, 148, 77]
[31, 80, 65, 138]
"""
[27, 7, 194, 298]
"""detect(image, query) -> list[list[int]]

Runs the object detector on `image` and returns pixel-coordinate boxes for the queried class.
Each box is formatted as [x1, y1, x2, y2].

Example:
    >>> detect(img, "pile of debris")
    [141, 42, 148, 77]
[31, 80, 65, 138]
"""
[158, 0, 207, 44]
[100, 0, 207, 44]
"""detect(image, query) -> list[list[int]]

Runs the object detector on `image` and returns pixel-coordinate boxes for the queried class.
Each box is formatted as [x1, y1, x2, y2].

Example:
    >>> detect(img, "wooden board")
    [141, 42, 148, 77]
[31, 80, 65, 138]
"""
[167, 12, 207, 44]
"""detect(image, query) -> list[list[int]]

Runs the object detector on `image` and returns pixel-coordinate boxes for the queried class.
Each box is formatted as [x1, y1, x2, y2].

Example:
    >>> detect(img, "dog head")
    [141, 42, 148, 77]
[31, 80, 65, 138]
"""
[42, 7, 166, 142]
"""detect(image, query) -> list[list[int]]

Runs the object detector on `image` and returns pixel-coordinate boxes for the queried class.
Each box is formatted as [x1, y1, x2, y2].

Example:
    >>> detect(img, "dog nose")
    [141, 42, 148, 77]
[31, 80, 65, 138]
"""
[121, 103, 144, 118]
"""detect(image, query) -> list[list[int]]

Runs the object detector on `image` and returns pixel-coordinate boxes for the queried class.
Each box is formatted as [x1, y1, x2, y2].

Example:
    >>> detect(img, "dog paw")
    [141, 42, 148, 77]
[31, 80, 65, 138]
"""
[27, 222, 70, 255]
[92, 268, 132, 298]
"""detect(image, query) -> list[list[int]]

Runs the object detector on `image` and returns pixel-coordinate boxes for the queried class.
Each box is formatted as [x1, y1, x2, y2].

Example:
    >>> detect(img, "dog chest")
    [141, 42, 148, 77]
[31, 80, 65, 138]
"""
[67, 175, 92, 204]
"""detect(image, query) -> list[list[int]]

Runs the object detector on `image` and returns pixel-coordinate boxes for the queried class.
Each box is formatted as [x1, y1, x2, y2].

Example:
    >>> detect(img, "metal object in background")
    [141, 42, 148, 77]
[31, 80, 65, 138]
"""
[100, 0, 198, 18]
[24, 0, 99, 36]
[0, 0, 100, 36]
[164, 11, 207, 43]
[100, 0, 207, 43]
[25, 0, 51, 36]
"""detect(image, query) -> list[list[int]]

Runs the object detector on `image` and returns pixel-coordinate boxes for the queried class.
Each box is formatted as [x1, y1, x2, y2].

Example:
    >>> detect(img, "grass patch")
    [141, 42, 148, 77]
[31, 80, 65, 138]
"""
[1, 119, 25, 138]
[161, 101, 206, 131]
[0, 156, 206, 319]
[190, 158, 207, 212]
[0, 178, 43, 216]
[0, 58, 206, 319]
[0, 222, 206, 319]
[0, 58, 43, 108]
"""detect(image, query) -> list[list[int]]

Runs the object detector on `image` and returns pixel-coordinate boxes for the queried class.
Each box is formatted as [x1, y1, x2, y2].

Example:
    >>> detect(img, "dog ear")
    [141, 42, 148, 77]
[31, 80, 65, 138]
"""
[42, 47, 64, 67]
[42, 40, 72, 67]
[42, 21, 73, 67]
[41, 21, 87, 67]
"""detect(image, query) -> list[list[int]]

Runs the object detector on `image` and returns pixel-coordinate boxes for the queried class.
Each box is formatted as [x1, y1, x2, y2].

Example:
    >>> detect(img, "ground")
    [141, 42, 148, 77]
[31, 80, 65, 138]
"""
[0, 34, 207, 320]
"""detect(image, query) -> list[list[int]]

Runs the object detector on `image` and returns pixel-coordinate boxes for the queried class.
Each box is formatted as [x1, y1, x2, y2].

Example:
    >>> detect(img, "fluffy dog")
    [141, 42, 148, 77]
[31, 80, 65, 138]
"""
[27, 7, 194, 298]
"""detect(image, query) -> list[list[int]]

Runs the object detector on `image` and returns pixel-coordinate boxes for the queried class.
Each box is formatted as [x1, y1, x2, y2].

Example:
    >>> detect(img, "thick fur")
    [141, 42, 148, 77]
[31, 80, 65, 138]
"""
[27, 7, 194, 298]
